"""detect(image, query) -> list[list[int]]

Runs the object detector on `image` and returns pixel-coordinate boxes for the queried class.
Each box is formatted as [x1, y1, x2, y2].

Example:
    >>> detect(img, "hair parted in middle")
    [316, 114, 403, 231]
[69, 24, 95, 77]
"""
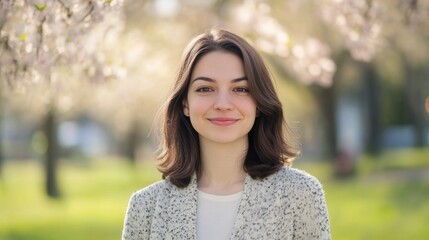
[157, 29, 298, 188]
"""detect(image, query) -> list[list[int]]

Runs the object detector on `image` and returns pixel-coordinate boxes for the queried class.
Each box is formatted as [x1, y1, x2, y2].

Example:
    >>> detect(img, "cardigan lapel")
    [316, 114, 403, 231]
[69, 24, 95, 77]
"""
[165, 175, 198, 240]
[164, 174, 259, 239]
[229, 174, 254, 239]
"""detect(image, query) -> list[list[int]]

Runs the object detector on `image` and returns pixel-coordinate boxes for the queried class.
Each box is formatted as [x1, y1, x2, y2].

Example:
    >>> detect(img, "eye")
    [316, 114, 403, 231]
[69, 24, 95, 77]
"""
[234, 87, 249, 93]
[196, 87, 213, 92]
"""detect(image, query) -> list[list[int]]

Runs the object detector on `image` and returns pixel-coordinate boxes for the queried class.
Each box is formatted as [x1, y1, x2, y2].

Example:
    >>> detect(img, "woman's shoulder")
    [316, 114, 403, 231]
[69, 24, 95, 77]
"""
[276, 166, 321, 181]
[270, 166, 325, 193]
[130, 179, 173, 202]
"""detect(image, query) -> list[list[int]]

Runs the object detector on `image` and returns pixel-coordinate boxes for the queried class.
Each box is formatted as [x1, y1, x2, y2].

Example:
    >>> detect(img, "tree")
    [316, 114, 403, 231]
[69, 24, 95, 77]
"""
[0, 0, 125, 197]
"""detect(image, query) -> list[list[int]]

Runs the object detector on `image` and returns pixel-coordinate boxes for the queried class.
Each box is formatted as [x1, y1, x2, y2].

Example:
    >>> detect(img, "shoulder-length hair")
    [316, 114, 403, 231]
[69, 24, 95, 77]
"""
[157, 29, 298, 188]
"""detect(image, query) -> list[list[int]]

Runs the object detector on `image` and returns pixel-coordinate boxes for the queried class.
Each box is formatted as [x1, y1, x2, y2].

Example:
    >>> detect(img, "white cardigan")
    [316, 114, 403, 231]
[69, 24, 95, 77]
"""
[122, 167, 331, 240]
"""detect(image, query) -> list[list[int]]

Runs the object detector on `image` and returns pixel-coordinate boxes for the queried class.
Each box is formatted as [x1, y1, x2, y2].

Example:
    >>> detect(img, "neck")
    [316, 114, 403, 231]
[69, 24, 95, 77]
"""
[197, 138, 248, 195]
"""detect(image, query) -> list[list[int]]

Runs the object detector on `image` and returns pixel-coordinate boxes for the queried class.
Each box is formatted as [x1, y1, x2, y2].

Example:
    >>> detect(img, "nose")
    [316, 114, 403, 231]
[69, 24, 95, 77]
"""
[214, 91, 233, 111]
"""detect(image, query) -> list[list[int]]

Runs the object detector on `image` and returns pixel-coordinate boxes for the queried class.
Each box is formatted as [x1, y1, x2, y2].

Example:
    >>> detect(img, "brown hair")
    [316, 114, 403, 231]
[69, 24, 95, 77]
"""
[157, 29, 298, 188]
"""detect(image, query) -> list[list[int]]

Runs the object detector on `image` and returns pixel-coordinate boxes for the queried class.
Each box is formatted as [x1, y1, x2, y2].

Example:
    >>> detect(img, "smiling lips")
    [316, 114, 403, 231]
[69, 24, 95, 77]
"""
[208, 117, 239, 126]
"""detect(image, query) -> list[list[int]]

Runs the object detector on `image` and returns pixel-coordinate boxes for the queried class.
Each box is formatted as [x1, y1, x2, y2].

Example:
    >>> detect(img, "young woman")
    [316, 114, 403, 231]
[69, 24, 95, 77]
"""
[122, 29, 331, 240]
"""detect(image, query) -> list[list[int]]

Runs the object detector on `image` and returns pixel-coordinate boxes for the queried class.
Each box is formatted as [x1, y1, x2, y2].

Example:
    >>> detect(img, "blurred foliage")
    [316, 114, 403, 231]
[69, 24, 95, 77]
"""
[1, 0, 428, 156]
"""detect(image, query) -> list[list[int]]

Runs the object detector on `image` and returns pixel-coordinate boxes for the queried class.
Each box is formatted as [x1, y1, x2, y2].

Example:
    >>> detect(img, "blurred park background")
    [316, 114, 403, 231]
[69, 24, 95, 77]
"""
[1, 0, 429, 239]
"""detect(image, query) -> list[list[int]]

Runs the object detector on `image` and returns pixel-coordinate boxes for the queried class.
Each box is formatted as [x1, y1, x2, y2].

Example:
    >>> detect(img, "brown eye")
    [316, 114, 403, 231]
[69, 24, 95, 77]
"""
[196, 87, 213, 92]
[234, 87, 249, 93]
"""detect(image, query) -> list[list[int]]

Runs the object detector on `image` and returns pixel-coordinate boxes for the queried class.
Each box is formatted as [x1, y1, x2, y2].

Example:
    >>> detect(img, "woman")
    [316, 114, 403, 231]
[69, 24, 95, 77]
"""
[122, 29, 331, 240]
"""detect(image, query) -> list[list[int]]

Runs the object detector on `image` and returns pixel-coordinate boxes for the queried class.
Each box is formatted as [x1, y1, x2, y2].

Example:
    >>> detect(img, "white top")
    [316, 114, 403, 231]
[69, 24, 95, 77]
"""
[196, 190, 243, 240]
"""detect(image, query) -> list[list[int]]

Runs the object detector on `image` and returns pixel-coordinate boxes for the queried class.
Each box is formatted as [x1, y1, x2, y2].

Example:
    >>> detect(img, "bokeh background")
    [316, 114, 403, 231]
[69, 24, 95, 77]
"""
[1, 0, 429, 239]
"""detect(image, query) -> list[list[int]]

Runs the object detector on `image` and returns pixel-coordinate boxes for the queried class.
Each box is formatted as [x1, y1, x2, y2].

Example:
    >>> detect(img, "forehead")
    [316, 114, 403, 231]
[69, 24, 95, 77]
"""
[191, 51, 245, 79]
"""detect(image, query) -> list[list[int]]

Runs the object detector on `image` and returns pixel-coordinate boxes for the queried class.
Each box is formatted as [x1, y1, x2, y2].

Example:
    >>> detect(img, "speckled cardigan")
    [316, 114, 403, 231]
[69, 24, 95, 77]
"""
[122, 167, 331, 240]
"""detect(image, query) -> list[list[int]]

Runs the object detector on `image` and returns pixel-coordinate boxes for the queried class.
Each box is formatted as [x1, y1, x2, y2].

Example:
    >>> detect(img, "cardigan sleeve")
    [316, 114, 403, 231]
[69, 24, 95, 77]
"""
[293, 175, 331, 240]
[122, 189, 155, 240]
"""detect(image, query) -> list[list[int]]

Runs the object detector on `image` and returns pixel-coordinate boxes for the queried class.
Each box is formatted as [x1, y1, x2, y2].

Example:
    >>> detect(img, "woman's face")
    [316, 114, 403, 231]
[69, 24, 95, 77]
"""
[184, 50, 257, 145]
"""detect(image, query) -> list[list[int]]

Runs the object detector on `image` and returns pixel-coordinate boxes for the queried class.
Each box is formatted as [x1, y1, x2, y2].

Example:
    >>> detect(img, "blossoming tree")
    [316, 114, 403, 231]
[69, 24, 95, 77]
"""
[0, 0, 124, 197]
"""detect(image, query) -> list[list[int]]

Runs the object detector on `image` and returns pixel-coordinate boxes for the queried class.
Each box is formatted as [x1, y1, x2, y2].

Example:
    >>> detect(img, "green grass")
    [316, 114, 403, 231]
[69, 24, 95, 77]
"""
[0, 158, 161, 240]
[294, 148, 429, 179]
[325, 179, 429, 240]
[358, 148, 429, 174]
[294, 148, 429, 240]
[1, 149, 429, 239]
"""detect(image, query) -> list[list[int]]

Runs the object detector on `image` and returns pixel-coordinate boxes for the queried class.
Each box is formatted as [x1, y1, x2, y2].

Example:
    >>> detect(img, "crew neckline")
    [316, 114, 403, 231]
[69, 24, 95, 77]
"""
[197, 189, 243, 202]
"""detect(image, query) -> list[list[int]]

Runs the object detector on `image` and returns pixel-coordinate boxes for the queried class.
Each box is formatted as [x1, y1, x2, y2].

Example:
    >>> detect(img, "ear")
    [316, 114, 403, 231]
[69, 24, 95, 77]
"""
[183, 101, 190, 117]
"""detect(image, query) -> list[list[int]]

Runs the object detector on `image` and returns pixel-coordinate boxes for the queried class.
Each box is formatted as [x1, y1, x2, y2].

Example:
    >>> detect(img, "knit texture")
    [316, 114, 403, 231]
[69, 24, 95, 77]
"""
[122, 167, 331, 240]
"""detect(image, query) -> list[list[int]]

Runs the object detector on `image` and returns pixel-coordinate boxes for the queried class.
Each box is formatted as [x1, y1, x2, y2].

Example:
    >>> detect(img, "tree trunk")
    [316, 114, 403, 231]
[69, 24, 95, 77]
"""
[361, 62, 381, 154]
[404, 61, 426, 147]
[311, 85, 337, 159]
[0, 88, 3, 177]
[311, 51, 351, 161]
[0, 111, 3, 177]
[44, 108, 60, 198]
[125, 121, 140, 164]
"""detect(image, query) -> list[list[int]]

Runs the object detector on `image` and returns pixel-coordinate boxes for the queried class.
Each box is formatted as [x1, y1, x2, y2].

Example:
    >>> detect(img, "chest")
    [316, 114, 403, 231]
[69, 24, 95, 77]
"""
[148, 187, 296, 240]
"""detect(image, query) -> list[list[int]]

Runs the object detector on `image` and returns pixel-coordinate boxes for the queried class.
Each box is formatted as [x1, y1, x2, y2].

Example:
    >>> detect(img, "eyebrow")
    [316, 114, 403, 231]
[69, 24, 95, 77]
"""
[191, 76, 247, 83]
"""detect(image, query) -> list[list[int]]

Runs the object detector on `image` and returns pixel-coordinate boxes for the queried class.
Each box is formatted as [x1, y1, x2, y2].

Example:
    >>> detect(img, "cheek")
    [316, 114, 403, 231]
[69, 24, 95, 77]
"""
[187, 100, 210, 132]
[243, 100, 257, 116]
[188, 98, 210, 116]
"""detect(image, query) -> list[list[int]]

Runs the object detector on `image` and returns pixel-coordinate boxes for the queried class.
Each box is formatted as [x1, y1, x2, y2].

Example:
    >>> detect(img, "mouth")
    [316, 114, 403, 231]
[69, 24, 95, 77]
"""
[208, 118, 239, 126]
